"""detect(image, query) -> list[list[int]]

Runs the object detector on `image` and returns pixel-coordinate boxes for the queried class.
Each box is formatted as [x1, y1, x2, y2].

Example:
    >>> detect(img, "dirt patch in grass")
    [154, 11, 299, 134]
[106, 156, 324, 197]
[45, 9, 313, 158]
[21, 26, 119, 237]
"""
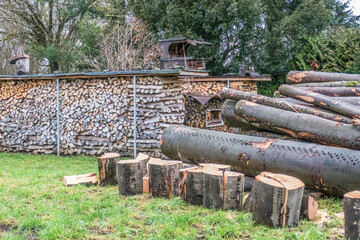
[0, 219, 17, 232]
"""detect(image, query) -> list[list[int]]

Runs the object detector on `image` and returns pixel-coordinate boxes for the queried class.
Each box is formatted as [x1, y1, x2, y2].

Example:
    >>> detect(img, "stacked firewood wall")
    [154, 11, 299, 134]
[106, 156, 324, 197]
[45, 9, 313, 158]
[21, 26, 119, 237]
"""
[182, 80, 257, 132]
[0, 76, 184, 157]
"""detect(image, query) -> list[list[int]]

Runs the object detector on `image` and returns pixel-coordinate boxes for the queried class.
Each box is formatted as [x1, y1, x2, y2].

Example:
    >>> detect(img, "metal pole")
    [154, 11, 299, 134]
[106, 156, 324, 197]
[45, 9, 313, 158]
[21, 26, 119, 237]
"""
[56, 78, 60, 156]
[227, 80, 230, 88]
[133, 75, 137, 157]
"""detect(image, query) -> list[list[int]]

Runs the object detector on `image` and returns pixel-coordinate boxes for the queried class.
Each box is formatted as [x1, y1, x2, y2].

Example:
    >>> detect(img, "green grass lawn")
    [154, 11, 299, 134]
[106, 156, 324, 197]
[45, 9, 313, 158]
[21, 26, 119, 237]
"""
[0, 153, 344, 239]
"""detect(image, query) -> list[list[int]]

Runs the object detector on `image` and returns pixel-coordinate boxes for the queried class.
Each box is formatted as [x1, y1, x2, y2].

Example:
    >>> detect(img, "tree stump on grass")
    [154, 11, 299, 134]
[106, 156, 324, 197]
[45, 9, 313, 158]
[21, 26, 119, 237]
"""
[117, 159, 147, 196]
[199, 163, 231, 171]
[148, 158, 182, 199]
[252, 172, 305, 228]
[300, 194, 318, 221]
[343, 190, 360, 240]
[203, 170, 245, 210]
[180, 167, 205, 205]
[98, 153, 120, 186]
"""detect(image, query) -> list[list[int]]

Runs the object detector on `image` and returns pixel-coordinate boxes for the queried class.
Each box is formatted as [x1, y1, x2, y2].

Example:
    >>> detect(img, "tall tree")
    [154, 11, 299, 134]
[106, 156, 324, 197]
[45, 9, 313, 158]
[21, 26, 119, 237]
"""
[0, 0, 100, 73]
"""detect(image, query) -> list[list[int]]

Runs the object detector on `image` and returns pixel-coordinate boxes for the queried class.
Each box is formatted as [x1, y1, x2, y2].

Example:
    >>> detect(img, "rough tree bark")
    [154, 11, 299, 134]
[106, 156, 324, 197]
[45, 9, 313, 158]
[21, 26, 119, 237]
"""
[343, 190, 360, 240]
[293, 81, 360, 88]
[300, 194, 318, 221]
[300, 87, 360, 96]
[286, 71, 360, 84]
[203, 170, 244, 210]
[160, 125, 360, 196]
[98, 153, 120, 186]
[283, 96, 360, 107]
[148, 158, 182, 199]
[222, 88, 352, 124]
[221, 99, 259, 129]
[234, 100, 360, 150]
[180, 167, 205, 205]
[117, 157, 148, 196]
[279, 85, 360, 118]
[252, 172, 304, 228]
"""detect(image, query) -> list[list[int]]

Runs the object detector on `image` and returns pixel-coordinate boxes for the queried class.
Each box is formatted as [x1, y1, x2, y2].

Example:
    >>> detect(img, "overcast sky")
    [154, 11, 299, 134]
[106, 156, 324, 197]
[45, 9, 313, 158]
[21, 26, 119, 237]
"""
[345, 0, 360, 15]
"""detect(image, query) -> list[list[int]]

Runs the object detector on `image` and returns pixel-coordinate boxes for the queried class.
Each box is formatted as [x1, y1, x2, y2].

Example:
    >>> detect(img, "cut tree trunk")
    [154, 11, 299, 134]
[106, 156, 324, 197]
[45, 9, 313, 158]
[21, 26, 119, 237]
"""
[222, 88, 352, 124]
[284, 96, 360, 107]
[148, 158, 182, 198]
[98, 153, 120, 186]
[244, 176, 255, 191]
[301, 87, 360, 96]
[180, 167, 205, 205]
[343, 191, 360, 240]
[279, 85, 360, 118]
[199, 163, 231, 171]
[63, 173, 98, 186]
[300, 194, 318, 221]
[221, 99, 259, 129]
[234, 100, 360, 150]
[253, 172, 304, 228]
[160, 125, 360, 196]
[117, 159, 148, 196]
[286, 71, 360, 84]
[203, 170, 244, 210]
[293, 81, 360, 88]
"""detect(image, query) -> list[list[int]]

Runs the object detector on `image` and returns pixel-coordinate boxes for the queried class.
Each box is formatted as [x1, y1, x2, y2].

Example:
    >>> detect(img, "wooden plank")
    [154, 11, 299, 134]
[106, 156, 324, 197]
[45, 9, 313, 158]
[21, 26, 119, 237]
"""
[64, 173, 98, 186]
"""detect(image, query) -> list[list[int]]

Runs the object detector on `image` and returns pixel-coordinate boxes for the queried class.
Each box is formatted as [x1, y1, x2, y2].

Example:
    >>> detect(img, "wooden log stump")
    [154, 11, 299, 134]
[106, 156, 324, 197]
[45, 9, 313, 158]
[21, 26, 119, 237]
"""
[199, 163, 231, 171]
[343, 190, 360, 240]
[117, 158, 148, 196]
[98, 153, 120, 186]
[203, 170, 245, 210]
[243, 184, 256, 212]
[300, 194, 318, 221]
[63, 173, 98, 186]
[252, 172, 305, 228]
[180, 167, 205, 205]
[148, 158, 183, 199]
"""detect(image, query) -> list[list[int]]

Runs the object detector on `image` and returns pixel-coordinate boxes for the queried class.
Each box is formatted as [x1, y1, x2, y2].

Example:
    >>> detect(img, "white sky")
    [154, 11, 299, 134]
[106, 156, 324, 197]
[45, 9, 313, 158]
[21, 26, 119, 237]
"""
[345, 0, 360, 15]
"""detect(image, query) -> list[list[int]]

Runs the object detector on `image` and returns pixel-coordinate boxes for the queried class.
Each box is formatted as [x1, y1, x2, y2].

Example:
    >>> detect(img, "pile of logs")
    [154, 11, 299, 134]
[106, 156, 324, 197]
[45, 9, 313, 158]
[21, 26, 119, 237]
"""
[220, 71, 360, 150]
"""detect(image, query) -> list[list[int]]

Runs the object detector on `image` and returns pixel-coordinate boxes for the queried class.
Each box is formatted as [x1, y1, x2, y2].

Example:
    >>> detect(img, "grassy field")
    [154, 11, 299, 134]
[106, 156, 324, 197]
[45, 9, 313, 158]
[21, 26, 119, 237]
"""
[0, 153, 344, 240]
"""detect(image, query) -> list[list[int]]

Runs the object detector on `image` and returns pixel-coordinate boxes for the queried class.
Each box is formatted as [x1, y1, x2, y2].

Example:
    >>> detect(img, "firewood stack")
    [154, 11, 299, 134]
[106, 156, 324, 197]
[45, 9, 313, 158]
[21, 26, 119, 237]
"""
[220, 71, 360, 151]
[0, 76, 185, 156]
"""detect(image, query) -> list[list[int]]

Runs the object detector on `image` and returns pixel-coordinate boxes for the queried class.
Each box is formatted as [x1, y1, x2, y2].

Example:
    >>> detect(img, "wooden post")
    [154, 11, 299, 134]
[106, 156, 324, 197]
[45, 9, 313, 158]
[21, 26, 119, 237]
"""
[343, 190, 360, 240]
[98, 153, 120, 186]
[203, 170, 244, 210]
[252, 172, 305, 228]
[300, 194, 318, 221]
[148, 158, 183, 198]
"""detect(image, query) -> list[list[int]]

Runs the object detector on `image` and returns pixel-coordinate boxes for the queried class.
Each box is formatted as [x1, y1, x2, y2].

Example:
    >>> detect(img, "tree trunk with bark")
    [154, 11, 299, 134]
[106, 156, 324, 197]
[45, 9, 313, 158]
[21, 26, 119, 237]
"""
[117, 159, 148, 196]
[148, 158, 182, 199]
[160, 125, 360, 196]
[252, 172, 304, 228]
[293, 81, 360, 88]
[279, 85, 360, 118]
[203, 170, 244, 210]
[180, 167, 206, 205]
[300, 87, 360, 96]
[222, 88, 352, 124]
[221, 99, 259, 129]
[98, 153, 120, 186]
[343, 191, 360, 240]
[286, 71, 360, 84]
[234, 100, 360, 150]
